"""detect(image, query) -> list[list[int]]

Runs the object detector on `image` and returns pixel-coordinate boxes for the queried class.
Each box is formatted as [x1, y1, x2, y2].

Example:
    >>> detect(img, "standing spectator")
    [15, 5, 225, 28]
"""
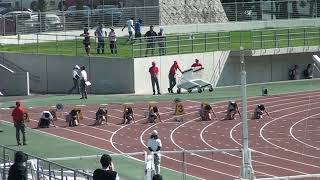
[95, 23, 107, 54]
[289, 65, 300, 80]
[149, 61, 161, 95]
[153, 174, 163, 180]
[144, 25, 158, 56]
[191, 59, 203, 68]
[303, 64, 313, 79]
[80, 66, 88, 99]
[11, 101, 27, 145]
[93, 154, 120, 180]
[8, 151, 28, 180]
[108, 27, 117, 54]
[147, 130, 162, 175]
[68, 65, 80, 94]
[80, 28, 90, 56]
[157, 27, 166, 56]
[122, 17, 134, 42]
[168, 61, 182, 93]
[134, 18, 142, 38]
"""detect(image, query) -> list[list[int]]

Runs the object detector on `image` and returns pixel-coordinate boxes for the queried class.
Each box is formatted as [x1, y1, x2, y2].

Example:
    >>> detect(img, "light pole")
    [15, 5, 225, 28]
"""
[240, 47, 255, 180]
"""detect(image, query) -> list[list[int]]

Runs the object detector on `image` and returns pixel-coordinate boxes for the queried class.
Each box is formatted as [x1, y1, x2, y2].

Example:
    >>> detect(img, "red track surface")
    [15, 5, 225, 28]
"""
[1, 91, 320, 180]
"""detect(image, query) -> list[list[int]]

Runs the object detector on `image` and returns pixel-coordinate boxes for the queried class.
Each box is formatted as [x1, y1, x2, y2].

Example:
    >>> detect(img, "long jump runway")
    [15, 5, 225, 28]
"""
[1, 91, 320, 180]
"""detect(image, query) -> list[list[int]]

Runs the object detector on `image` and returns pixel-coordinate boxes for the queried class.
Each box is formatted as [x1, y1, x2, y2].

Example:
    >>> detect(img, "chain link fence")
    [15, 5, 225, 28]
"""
[1, 0, 320, 35]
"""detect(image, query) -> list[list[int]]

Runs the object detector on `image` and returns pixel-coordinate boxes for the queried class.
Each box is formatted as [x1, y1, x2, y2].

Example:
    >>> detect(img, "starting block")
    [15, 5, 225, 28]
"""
[49, 109, 58, 121]
[23, 112, 30, 123]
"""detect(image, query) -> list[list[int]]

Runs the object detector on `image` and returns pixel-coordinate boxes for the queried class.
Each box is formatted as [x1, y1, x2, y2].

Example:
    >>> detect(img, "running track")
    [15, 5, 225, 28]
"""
[1, 91, 320, 180]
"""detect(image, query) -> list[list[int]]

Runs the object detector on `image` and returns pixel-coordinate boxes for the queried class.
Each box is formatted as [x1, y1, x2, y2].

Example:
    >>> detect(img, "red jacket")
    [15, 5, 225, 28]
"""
[191, 63, 202, 68]
[12, 107, 25, 123]
[149, 66, 159, 78]
[169, 64, 181, 75]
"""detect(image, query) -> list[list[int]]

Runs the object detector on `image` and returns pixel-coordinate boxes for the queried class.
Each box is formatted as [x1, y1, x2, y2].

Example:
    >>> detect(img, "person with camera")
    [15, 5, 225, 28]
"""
[8, 151, 28, 180]
[93, 154, 120, 180]
[147, 130, 162, 174]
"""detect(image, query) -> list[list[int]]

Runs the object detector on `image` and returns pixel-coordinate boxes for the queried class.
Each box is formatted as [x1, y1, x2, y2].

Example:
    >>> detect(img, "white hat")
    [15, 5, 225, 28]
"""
[151, 130, 158, 135]
[74, 65, 80, 69]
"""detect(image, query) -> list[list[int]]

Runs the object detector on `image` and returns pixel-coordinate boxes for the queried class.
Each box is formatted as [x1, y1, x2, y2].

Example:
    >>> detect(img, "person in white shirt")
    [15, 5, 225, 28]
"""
[68, 65, 80, 94]
[147, 130, 162, 174]
[122, 17, 134, 42]
[93, 154, 120, 180]
[108, 27, 117, 54]
[80, 66, 88, 99]
[38, 111, 55, 128]
[95, 23, 107, 54]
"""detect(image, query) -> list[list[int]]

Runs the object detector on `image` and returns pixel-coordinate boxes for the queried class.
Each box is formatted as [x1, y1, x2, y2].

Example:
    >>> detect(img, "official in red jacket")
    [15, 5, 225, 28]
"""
[11, 101, 27, 145]
[168, 61, 182, 93]
[149, 61, 161, 95]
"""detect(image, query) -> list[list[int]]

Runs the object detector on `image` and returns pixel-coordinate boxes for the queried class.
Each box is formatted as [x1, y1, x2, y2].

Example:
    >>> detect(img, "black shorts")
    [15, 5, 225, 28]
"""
[39, 118, 50, 128]
[135, 32, 141, 38]
[83, 43, 90, 48]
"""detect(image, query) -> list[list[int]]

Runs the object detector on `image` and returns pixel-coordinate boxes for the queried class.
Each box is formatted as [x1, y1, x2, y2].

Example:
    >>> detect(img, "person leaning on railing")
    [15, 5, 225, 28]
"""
[80, 28, 91, 56]
[95, 23, 107, 54]
[144, 25, 158, 56]
[157, 27, 166, 56]
[108, 27, 118, 54]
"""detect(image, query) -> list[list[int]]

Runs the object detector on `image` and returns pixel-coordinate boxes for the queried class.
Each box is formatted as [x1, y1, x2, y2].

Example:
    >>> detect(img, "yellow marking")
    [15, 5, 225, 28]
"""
[174, 102, 185, 115]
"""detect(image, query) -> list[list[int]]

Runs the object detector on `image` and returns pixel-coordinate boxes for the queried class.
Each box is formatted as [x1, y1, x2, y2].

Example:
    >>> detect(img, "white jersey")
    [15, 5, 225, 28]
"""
[41, 111, 53, 120]
[80, 70, 87, 81]
[147, 137, 162, 155]
[72, 69, 79, 79]
[127, 19, 134, 32]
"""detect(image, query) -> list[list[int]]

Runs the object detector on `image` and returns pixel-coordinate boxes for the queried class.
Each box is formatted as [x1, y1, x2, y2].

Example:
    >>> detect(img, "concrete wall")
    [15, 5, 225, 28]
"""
[217, 52, 320, 86]
[133, 51, 230, 94]
[1, 47, 320, 95]
[0, 52, 134, 94]
[0, 70, 29, 96]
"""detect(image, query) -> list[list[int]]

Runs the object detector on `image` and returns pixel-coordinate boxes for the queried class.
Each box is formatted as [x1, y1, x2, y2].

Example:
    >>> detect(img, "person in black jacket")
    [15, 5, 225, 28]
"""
[93, 154, 120, 180]
[8, 151, 28, 180]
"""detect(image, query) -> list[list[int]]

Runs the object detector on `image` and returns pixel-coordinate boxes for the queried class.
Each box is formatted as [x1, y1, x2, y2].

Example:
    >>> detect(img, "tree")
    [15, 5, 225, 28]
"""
[38, 0, 47, 12]
[76, 0, 84, 10]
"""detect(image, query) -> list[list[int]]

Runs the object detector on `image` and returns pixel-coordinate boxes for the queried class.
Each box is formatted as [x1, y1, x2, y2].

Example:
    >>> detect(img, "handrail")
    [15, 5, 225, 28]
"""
[0, 144, 92, 179]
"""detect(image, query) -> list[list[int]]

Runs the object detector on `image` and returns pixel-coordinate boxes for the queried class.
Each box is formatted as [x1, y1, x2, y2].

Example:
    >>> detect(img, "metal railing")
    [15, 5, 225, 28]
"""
[0, 144, 93, 180]
[1, 0, 320, 35]
[1, 26, 320, 58]
[132, 26, 320, 58]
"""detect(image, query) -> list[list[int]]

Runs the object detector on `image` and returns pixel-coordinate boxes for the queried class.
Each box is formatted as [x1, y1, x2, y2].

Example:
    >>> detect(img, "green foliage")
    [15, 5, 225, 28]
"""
[38, 0, 47, 12]
[76, 0, 84, 10]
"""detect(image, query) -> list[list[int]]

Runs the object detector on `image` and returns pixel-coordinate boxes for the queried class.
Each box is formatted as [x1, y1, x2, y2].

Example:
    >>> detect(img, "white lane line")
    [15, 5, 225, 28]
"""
[230, 103, 320, 170]
[28, 118, 112, 142]
[110, 105, 203, 180]
[112, 109, 145, 118]
[259, 104, 320, 159]
[169, 118, 242, 178]
[290, 114, 320, 150]
[0, 120, 116, 153]
[138, 110, 225, 179]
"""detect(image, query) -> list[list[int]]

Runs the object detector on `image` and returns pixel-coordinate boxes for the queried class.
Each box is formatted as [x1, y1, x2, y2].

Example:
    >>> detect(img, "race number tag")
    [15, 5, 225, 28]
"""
[175, 102, 185, 115]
